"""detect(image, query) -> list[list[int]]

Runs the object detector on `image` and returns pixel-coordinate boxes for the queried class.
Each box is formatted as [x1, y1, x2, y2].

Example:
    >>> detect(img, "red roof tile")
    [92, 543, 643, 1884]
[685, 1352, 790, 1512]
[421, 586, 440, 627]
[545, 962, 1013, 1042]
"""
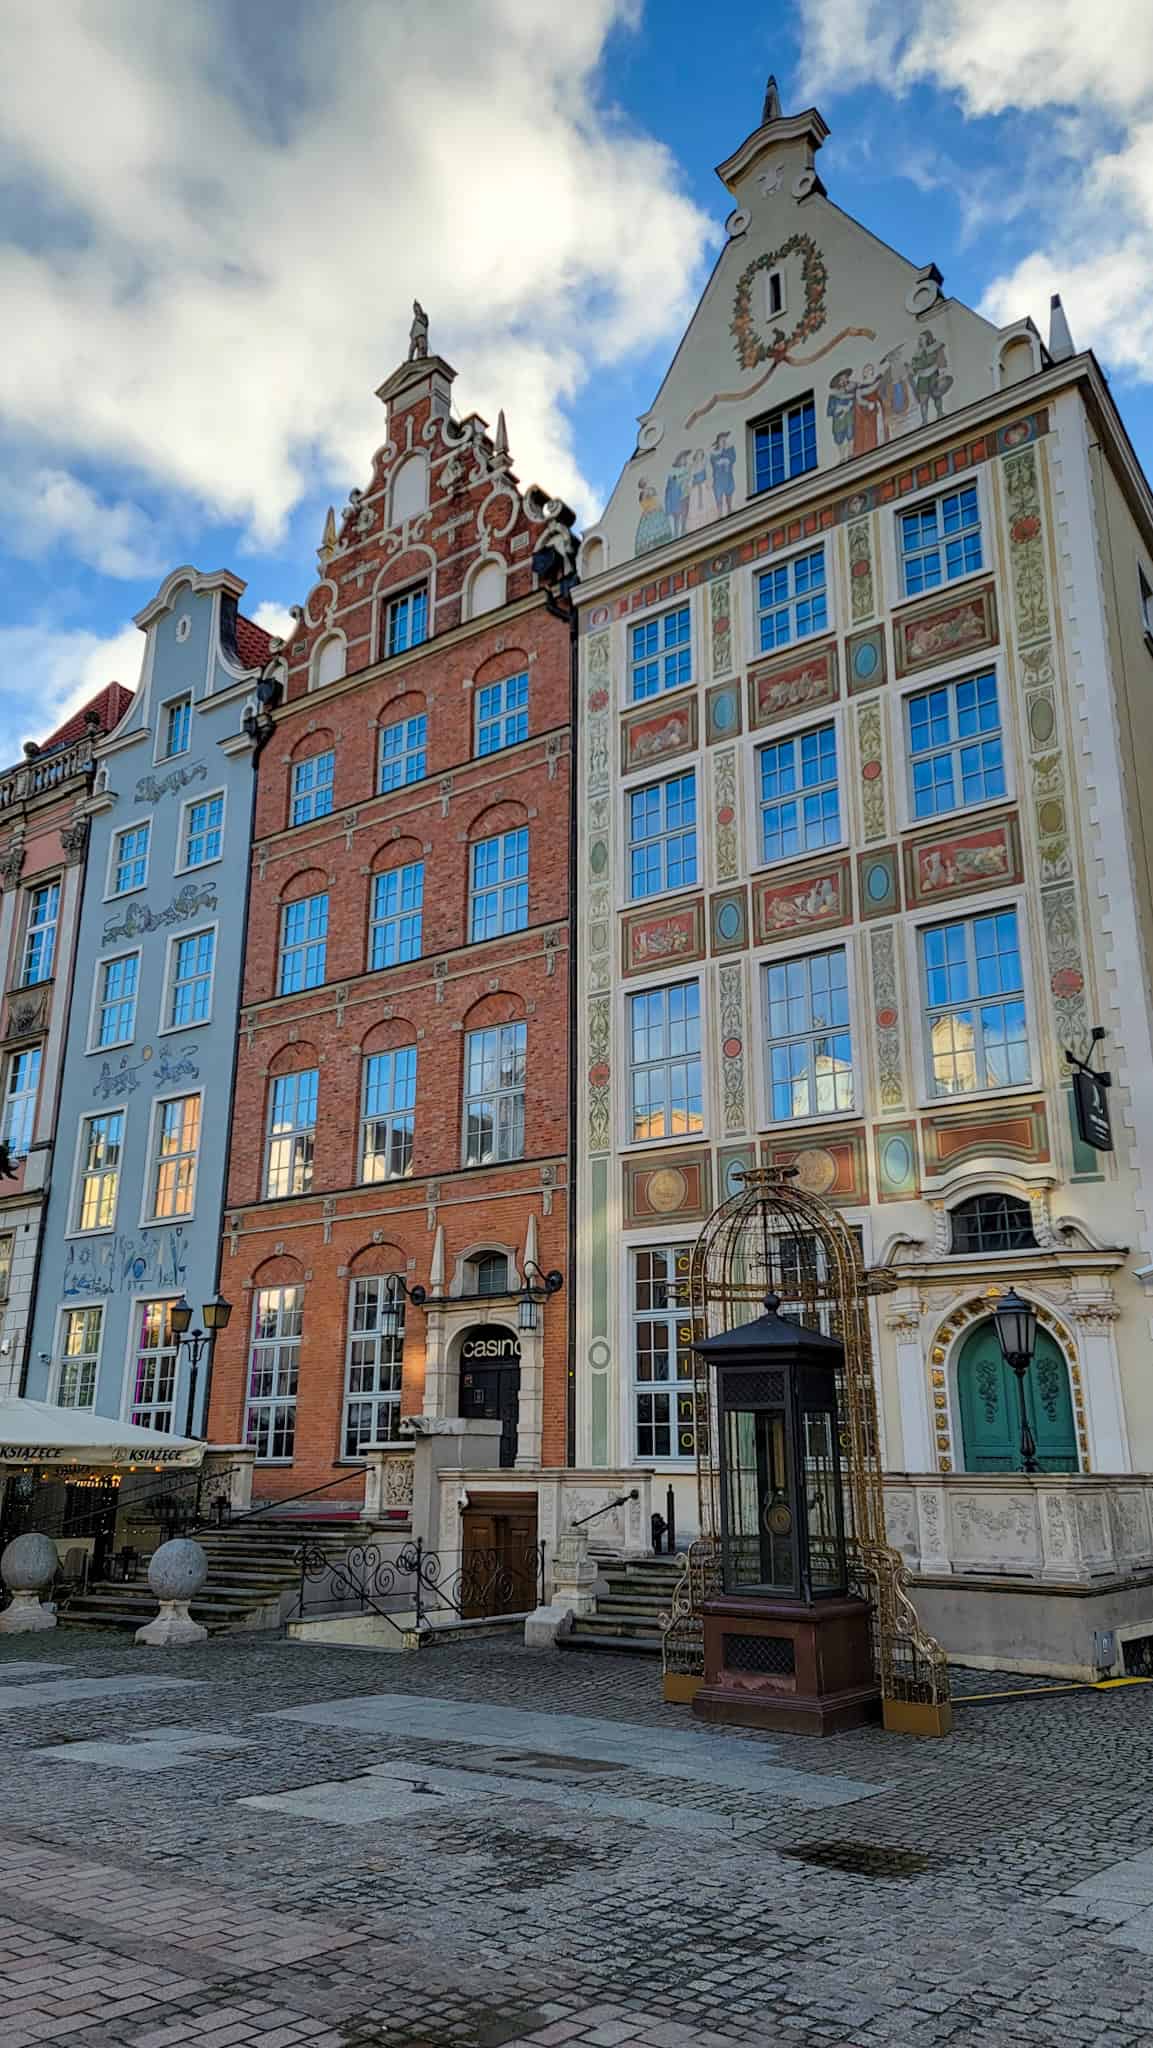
[41, 680, 134, 753]
[235, 612, 273, 669]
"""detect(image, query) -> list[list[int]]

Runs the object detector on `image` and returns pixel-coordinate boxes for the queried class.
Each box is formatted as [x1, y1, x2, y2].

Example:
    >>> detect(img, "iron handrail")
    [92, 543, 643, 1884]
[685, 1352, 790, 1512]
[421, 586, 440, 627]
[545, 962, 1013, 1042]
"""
[570, 1489, 638, 1529]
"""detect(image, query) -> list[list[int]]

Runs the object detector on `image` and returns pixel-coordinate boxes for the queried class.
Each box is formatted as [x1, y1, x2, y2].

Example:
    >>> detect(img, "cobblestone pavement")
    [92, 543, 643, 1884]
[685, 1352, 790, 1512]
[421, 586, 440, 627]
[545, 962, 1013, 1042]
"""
[2, 1631, 1153, 2046]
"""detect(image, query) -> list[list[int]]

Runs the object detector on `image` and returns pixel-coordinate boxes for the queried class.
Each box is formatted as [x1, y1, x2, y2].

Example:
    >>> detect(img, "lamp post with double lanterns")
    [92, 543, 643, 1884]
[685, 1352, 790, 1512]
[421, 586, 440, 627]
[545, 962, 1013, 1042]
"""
[992, 1286, 1040, 1475]
[517, 1261, 565, 1333]
[170, 1293, 233, 1440]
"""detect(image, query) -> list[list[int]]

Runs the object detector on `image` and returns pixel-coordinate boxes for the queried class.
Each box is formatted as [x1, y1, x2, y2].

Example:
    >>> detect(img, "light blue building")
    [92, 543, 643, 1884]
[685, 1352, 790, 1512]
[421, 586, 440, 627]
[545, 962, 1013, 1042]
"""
[24, 568, 274, 1437]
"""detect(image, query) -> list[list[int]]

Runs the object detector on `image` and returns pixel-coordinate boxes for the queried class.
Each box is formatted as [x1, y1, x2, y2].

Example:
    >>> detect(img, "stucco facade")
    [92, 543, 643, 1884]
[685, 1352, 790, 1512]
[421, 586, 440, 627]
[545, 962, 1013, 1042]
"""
[570, 84, 1153, 1650]
[23, 570, 271, 1436]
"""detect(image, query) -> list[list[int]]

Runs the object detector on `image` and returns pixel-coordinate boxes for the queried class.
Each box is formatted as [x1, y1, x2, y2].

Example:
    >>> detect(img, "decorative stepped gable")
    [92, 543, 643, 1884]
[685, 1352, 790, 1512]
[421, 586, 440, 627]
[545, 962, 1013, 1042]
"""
[584, 77, 1029, 574]
[284, 309, 576, 698]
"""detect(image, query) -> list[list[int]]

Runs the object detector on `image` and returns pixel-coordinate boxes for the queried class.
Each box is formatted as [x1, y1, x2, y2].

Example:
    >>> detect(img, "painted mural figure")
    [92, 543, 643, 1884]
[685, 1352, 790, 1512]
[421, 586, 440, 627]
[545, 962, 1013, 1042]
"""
[827, 369, 856, 462]
[664, 451, 693, 538]
[908, 328, 953, 425]
[687, 449, 711, 530]
[634, 477, 672, 554]
[710, 431, 736, 517]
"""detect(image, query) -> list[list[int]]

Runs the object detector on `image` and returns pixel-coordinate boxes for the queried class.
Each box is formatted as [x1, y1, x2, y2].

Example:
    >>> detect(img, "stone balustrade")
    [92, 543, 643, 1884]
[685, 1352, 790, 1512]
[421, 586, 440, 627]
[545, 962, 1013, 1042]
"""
[0, 738, 94, 811]
[884, 1472, 1153, 1586]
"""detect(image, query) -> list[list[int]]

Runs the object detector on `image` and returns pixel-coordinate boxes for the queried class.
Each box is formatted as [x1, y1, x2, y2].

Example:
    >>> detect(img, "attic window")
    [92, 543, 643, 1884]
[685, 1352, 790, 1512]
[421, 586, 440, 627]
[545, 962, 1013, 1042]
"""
[766, 268, 786, 319]
[950, 1194, 1037, 1256]
[1140, 566, 1153, 644]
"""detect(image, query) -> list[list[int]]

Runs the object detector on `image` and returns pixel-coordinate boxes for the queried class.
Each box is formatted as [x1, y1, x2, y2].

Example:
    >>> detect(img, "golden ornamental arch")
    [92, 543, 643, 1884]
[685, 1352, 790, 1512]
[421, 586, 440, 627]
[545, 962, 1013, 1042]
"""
[661, 1165, 952, 1736]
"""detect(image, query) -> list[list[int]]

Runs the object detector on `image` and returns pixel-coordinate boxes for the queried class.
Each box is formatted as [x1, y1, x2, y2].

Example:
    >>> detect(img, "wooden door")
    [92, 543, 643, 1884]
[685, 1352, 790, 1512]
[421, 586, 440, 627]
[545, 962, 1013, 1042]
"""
[957, 1321, 1077, 1473]
[461, 1498, 539, 1617]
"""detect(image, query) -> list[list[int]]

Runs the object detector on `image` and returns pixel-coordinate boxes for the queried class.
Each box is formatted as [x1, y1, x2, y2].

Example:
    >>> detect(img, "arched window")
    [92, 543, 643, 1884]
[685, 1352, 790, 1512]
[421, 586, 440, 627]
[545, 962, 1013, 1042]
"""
[469, 1251, 509, 1297]
[391, 454, 428, 526]
[950, 1193, 1037, 1256]
[312, 634, 345, 691]
[467, 560, 506, 618]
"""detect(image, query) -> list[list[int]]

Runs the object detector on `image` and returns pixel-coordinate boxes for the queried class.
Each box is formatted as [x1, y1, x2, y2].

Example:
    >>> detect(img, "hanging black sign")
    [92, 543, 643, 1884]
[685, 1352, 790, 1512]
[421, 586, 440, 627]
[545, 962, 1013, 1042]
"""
[1073, 1067, 1113, 1152]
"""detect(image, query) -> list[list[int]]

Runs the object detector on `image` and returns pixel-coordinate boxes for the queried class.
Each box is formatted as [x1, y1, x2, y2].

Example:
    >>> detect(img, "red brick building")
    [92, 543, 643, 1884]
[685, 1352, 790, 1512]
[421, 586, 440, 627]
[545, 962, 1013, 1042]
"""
[206, 335, 577, 1519]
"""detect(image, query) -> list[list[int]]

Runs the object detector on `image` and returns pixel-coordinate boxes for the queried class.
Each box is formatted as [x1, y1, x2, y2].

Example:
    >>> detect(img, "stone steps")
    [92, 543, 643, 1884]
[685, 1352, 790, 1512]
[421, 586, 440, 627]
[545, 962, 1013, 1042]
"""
[557, 1555, 682, 1658]
[60, 1516, 368, 1634]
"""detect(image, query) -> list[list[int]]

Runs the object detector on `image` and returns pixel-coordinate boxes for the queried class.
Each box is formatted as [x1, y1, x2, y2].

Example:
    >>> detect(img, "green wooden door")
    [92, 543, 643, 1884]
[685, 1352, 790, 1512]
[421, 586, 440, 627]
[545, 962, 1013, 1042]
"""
[957, 1320, 1078, 1473]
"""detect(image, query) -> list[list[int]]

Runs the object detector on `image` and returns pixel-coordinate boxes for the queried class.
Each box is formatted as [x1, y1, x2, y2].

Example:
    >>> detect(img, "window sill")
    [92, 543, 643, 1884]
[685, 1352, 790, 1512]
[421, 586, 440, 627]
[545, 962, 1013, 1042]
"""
[752, 622, 833, 662]
[141, 1212, 197, 1230]
[173, 859, 223, 878]
[901, 790, 1013, 836]
[104, 884, 149, 905]
[86, 1038, 135, 1056]
[758, 1107, 861, 1135]
[156, 1019, 210, 1038]
[893, 559, 989, 614]
[626, 679, 696, 712]
[750, 840, 849, 880]
[64, 1226, 118, 1242]
[624, 1130, 708, 1151]
[917, 1079, 1039, 1115]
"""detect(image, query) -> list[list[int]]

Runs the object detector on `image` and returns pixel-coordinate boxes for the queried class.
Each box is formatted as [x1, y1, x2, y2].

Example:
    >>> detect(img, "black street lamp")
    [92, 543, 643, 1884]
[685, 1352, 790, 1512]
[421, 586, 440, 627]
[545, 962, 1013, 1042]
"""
[378, 1274, 427, 1342]
[171, 1293, 233, 1440]
[993, 1287, 1040, 1475]
[517, 1261, 564, 1333]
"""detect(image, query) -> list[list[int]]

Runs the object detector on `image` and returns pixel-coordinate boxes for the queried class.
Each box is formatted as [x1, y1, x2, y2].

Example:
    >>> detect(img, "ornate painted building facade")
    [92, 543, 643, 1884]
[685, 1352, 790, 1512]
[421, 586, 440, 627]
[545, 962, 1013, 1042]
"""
[23, 572, 272, 1437]
[0, 684, 133, 1399]
[572, 84, 1153, 1671]
[205, 335, 580, 1556]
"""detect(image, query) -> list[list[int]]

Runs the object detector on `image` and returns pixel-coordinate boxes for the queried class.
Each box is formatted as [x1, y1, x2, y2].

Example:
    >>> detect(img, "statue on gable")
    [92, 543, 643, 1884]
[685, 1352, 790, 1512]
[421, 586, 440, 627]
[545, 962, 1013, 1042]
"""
[408, 300, 429, 361]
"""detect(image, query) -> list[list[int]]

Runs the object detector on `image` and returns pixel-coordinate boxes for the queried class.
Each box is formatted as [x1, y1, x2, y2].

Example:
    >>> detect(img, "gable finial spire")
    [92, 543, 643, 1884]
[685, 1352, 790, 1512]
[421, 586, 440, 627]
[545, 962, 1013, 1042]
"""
[762, 73, 782, 124]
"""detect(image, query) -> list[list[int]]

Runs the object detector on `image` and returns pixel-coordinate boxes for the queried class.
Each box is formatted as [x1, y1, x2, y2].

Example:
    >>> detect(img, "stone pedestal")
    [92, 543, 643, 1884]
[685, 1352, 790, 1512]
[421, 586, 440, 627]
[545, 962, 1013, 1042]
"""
[136, 1537, 208, 1647]
[0, 1532, 58, 1634]
[693, 1594, 880, 1737]
[524, 1527, 599, 1646]
[361, 1445, 414, 1523]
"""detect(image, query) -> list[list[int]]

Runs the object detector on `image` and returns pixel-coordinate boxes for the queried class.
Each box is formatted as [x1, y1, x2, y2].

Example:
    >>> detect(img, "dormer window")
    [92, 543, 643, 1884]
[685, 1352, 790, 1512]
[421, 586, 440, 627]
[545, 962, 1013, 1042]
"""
[950, 1194, 1037, 1256]
[751, 396, 817, 496]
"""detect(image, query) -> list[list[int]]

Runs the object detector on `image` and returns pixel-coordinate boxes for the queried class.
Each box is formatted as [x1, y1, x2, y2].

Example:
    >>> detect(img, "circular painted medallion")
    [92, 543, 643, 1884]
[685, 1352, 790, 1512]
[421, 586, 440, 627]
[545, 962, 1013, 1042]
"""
[647, 1167, 688, 1214]
[717, 804, 735, 826]
[876, 1006, 898, 1030]
[865, 861, 892, 902]
[588, 1062, 610, 1087]
[711, 688, 738, 733]
[880, 1134, 912, 1187]
[716, 901, 742, 942]
[862, 758, 882, 781]
[852, 640, 879, 681]
[1051, 966, 1084, 997]
[1038, 799, 1064, 836]
[1028, 695, 1056, 744]
[722, 1036, 742, 1059]
[589, 840, 608, 875]
[792, 1147, 838, 1196]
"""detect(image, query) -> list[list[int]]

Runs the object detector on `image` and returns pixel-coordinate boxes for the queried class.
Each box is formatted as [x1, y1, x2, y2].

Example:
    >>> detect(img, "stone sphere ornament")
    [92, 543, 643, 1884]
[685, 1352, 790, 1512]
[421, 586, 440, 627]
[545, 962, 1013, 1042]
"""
[136, 1537, 209, 1647]
[0, 1531, 59, 1633]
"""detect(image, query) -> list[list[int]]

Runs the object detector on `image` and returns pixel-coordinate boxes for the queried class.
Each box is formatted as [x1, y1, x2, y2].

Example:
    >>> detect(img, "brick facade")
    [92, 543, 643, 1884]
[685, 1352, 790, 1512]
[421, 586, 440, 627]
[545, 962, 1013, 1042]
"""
[207, 347, 575, 1500]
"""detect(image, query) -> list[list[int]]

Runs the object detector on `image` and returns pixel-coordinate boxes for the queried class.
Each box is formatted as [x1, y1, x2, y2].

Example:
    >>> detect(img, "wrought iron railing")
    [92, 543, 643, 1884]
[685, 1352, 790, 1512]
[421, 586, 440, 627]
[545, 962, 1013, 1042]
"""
[294, 1535, 546, 1634]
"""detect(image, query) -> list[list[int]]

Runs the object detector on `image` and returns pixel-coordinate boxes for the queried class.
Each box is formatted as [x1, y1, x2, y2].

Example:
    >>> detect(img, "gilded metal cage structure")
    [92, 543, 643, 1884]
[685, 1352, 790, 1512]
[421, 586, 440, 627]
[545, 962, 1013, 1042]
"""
[661, 1166, 952, 1736]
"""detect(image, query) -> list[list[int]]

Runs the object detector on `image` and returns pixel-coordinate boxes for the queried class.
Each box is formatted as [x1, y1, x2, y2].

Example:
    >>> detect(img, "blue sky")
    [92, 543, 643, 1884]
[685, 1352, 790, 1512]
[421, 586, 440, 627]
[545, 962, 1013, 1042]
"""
[3, 0, 1153, 759]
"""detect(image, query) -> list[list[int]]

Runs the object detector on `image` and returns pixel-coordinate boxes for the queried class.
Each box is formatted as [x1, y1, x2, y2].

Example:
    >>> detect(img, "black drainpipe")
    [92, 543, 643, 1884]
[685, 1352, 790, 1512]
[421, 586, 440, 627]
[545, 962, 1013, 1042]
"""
[563, 593, 579, 1467]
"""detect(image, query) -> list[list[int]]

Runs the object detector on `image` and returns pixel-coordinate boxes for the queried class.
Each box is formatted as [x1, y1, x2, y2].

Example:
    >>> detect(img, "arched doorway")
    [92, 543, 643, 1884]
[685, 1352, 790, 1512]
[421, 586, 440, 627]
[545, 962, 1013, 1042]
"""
[458, 1324, 520, 1468]
[956, 1318, 1078, 1472]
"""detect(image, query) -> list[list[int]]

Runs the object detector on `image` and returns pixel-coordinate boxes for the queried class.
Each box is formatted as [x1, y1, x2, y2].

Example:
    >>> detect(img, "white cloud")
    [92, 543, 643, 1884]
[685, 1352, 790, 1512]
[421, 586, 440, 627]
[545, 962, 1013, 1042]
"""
[799, 0, 1153, 378]
[0, 467, 162, 579]
[0, 1, 710, 540]
[0, 621, 141, 766]
[249, 601, 297, 643]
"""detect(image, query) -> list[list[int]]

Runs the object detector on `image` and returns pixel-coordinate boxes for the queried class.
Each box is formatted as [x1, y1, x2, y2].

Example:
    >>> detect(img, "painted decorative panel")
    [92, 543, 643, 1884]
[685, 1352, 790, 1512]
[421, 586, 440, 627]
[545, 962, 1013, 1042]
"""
[747, 640, 839, 732]
[1003, 449, 1051, 641]
[856, 697, 887, 842]
[705, 680, 742, 744]
[921, 1099, 1049, 1174]
[902, 811, 1022, 907]
[858, 846, 900, 920]
[875, 1121, 919, 1201]
[761, 1126, 868, 1206]
[620, 896, 706, 977]
[623, 1148, 713, 1227]
[620, 694, 697, 774]
[587, 994, 611, 1155]
[847, 517, 875, 623]
[717, 959, 748, 1135]
[710, 887, 749, 955]
[868, 924, 905, 1112]
[752, 856, 852, 943]
[893, 580, 998, 678]
[586, 789, 611, 993]
[846, 624, 887, 694]
[717, 1143, 757, 1200]
[585, 630, 611, 797]
[709, 574, 733, 677]
[712, 748, 739, 883]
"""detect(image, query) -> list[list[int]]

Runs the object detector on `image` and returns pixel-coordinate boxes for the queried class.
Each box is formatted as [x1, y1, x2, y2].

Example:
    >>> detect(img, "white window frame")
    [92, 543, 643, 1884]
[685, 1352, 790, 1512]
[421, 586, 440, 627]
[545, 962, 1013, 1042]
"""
[377, 713, 428, 792]
[69, 1108, 126, 1236]
[914, 898, 1034, 1105]
[142, 1089, 203, 1225]
[475, 670, 529, 756]
[156, 694, 192, 763]
[463, 1021, 527, 1166]
[628, 600, 694, 704]
[106, 820, 151, 900]
[290, 750, 336, 826]
[755, 714, 842, 869]
[629, 1242, 697, 1465]
[342, 1276, 405, 1457]
[244, 1284, 302, 1463]
[278, 893, 329, 994]
[896, 661, 1015, 832]
[749, 392, 818, 497]
[264, 1067, 318, 1200]
[20, 878, 62, 985]
[360, 1046, 417, 1183]
[368, 861, 424, 971]
[626, 769, 698, 902]
[176, 787, 226, 873]
[751, 539, 829, 657]
[893, 476, 985, 604]
[1, 1043, 42, 1158]
[625, 978, 705, 1147]
[88, 948, 141, 1052]
[469, 829, 529, 942]
[122, 1296, 181, 1433]
[757, 935, 857, 1128]
[382, 582, 430, 659]
[160, 924, 217, 1034]
[54, 1302, 105, 1411]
